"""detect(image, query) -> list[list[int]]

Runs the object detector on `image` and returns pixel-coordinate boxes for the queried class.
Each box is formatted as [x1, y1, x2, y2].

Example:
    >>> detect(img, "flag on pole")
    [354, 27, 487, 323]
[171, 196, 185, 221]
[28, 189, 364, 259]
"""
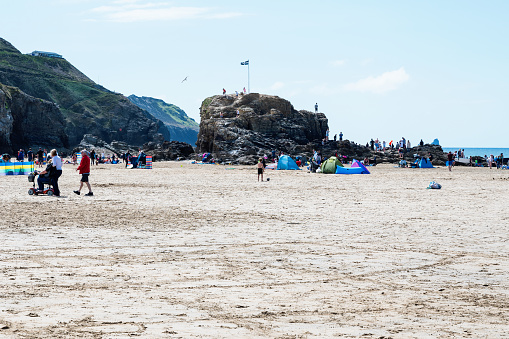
[241, 60, 249, 65]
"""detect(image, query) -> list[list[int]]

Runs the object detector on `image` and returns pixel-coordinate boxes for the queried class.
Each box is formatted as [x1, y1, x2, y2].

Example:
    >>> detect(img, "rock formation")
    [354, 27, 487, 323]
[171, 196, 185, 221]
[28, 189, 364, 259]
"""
[196, 93, 328, 164]
[0, 84, 68, 153]
[142, 141, 195, 161]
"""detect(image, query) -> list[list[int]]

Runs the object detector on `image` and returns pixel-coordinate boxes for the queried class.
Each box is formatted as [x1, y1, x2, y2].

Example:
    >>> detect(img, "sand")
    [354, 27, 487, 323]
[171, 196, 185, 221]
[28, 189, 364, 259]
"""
[0, 161, 508, 338]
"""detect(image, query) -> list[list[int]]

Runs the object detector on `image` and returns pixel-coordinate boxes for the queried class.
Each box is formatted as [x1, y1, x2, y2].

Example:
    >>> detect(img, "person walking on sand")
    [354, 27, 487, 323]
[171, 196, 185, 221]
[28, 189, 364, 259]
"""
[74, 150, 93, 196]
[36, 147, 44, 168]
[257, 158, 264, 182]
[447, 151, 454, 172]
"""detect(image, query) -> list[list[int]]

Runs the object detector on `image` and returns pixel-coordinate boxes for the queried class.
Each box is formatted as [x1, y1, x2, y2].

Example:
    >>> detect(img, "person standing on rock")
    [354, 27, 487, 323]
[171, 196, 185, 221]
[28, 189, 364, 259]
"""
[223, 88, 226, 96]
[339, 132, 343, 141]
[315, 103, 318, 113]
[74, 150, 93, 196]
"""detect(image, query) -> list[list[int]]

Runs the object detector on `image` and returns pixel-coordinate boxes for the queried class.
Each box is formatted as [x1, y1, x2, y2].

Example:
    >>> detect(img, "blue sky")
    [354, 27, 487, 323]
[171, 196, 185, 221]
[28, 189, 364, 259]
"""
[3, 0, 508, 147]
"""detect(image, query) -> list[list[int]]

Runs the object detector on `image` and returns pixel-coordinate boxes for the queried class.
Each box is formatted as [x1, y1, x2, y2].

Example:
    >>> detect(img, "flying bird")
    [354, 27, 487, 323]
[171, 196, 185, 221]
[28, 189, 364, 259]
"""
[181, 76, 188, 83]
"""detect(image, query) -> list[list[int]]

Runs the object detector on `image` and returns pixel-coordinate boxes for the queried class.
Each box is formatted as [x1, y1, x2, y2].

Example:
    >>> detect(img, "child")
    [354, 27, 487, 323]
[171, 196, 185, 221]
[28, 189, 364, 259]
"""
[257, 158, 264, 182]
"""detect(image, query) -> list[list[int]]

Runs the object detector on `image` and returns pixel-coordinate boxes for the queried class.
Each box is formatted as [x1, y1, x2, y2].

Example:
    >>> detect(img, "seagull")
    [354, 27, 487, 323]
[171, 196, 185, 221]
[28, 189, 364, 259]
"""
[181, 76, 188, 83]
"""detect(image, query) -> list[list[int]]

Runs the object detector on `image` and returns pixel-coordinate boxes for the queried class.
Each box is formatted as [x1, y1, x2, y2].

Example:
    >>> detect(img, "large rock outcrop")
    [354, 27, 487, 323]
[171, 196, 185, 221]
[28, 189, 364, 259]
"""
[197, 93, 328, 163]
[0, 84, 68, 153]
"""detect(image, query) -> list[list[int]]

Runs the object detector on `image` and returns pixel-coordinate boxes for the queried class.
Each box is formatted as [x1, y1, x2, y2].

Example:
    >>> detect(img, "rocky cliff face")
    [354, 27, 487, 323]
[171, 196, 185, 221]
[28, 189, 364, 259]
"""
[128, 95, 199, 145]
[197, 93, 328, 163]
[0, 84, 68, 153]
[0, 37, 168, 149]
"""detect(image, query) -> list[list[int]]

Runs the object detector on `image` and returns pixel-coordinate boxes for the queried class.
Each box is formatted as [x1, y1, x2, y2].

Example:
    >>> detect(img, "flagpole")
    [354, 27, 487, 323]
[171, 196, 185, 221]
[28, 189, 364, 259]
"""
[248, 61, 250, 93]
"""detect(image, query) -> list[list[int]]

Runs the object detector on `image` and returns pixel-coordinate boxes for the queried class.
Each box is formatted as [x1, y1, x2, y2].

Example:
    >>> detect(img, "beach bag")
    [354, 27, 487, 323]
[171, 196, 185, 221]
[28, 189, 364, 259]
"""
[427, 181, 442, 189]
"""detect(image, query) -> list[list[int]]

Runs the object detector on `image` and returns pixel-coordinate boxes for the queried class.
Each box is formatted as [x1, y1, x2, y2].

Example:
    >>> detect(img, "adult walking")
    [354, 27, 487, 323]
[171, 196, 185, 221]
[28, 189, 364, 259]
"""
[50, 149, 62, 196]
[447, 151, 454, 172]
[27, 148, 33, 162]
[36, 147, 44, 168]
[74, 150, 93, 196]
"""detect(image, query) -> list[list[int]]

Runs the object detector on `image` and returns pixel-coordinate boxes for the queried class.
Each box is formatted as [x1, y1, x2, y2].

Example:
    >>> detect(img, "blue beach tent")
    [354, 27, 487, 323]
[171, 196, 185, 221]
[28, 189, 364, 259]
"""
[417, 158, 434, 168]
[277, 155, 301, 170]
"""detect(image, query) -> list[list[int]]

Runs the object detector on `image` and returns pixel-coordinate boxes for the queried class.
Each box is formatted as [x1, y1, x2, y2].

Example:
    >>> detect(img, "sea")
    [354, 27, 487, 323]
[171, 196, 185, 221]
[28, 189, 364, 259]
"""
[442, 148, 509, 158]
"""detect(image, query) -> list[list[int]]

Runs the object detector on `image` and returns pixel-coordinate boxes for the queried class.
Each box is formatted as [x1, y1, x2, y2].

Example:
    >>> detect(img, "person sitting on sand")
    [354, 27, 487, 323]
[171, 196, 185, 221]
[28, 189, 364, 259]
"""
[257, 158, 264, 182]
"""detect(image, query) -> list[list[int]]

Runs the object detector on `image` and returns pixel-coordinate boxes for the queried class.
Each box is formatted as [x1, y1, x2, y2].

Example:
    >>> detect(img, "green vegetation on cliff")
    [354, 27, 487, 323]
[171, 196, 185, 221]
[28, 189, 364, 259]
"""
[0, 37, 168, 146]
[128, 95, 199, 145]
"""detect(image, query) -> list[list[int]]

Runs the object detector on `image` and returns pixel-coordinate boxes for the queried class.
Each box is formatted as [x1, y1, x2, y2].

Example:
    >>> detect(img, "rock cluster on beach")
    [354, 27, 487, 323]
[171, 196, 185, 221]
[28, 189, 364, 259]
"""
[74, 134, 194, 161]
[196, 93, 328, 164]
[142, 140, 194, 160]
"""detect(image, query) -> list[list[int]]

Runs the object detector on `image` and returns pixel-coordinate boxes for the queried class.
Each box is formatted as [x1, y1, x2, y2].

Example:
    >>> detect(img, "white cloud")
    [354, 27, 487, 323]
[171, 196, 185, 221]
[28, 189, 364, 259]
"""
[270, 81, 285, 90]
[344, 67, 409, 94]
[331, 60, 346, 67]
[90, 2, 242, 22]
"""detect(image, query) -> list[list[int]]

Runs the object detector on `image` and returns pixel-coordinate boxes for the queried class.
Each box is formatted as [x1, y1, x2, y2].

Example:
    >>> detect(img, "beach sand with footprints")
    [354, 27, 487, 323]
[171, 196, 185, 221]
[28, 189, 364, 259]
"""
[1, 162, 508, 338]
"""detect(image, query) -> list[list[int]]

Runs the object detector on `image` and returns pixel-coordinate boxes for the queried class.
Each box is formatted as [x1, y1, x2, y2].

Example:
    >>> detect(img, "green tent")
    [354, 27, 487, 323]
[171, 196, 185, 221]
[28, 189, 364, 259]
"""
[320, 156, 344, 174]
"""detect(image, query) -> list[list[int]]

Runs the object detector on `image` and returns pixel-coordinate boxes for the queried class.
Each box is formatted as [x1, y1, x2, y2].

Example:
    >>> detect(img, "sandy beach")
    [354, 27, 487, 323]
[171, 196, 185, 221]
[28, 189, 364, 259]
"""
[1, 161, 508, 338]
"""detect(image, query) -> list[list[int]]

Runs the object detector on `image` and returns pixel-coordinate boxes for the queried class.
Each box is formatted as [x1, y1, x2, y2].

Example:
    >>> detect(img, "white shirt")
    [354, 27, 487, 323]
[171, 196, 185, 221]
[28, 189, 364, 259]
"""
[52, 155, 62, 170]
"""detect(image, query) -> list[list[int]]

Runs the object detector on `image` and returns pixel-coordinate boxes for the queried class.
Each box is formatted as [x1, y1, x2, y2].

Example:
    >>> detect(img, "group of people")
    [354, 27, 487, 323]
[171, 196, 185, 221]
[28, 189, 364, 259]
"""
[35, 149, 63, 196]
[69, 150, 118, 166]
[321, 129, 344, 145]
[12, 147, 51, 168]
[368, 137, 416, 154]
[10, 148, 94, 197]
[222, 87, 247, 97]
[485, 153, 505, 169]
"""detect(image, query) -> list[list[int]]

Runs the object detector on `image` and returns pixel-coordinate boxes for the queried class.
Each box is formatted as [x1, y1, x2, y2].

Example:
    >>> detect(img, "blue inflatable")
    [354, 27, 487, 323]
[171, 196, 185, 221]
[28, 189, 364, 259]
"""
[335, 165, 366, 175]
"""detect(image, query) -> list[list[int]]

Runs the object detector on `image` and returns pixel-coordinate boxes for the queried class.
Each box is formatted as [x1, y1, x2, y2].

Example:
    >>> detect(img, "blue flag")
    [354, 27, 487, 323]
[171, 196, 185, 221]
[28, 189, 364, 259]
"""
[241, 60, 249, 65]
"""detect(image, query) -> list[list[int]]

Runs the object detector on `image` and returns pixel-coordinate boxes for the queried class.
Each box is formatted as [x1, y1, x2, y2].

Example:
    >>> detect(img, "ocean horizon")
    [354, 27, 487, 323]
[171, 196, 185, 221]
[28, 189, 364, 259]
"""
[443, 147, 509, 158]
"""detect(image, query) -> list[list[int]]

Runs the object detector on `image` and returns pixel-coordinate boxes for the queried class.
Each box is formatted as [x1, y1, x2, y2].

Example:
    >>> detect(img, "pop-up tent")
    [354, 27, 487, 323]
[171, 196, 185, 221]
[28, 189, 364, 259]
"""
[417, 158, 434, 168]
[277, 155, 301, 170]
[335, 159, 370, 175]
[320, 156, 344, 174]
[351, 159, 370, 174]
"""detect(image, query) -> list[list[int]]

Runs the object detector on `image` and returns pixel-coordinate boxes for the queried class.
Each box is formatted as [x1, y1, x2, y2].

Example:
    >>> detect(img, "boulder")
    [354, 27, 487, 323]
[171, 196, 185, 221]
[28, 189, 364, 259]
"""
[196, 93, 328, 163]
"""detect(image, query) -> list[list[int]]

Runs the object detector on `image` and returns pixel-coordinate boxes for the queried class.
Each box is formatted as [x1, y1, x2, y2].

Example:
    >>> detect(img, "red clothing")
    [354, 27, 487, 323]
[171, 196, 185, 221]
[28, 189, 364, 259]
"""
[77, 155, 91, 174]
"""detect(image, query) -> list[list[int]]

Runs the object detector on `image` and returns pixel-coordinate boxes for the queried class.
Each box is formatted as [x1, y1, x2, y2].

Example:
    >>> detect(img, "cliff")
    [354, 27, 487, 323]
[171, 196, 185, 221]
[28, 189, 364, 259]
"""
[0, 84, 68, 153]
[197, 93, 328, 164]
[128, 95, 199, 145]
[0, 37, 169, 148]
